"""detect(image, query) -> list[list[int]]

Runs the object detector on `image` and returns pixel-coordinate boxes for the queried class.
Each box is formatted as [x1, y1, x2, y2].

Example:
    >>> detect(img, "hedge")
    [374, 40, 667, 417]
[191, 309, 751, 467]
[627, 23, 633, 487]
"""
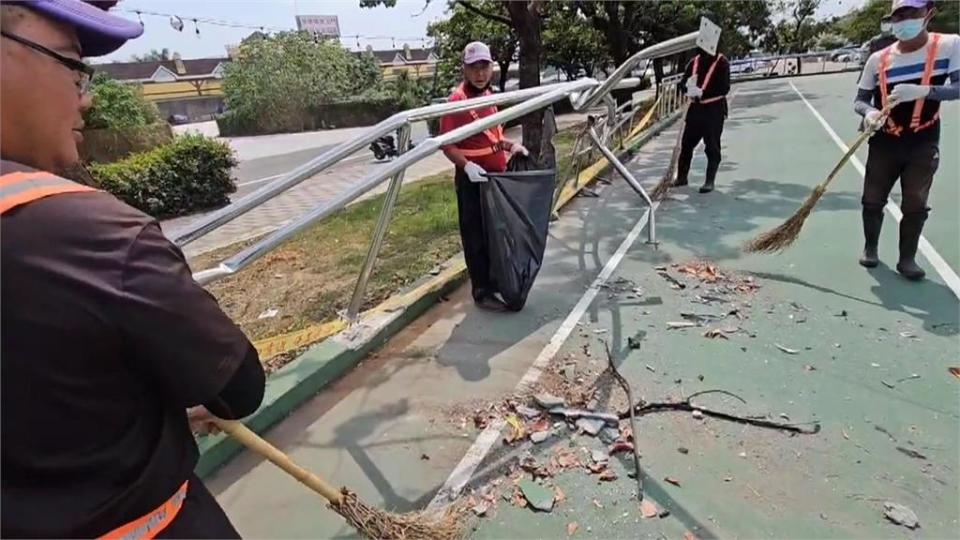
[89, 134, 237, 218]
[79, 123, 173, 164]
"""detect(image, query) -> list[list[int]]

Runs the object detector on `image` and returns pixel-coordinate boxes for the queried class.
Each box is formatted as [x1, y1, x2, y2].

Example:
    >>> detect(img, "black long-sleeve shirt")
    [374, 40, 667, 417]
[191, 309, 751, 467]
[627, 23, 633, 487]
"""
[677, 52, 731, 108]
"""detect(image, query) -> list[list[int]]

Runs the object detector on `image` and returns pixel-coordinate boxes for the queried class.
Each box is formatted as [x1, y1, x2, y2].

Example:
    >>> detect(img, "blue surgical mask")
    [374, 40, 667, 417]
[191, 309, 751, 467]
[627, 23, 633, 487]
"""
[892, 18, 925, 41]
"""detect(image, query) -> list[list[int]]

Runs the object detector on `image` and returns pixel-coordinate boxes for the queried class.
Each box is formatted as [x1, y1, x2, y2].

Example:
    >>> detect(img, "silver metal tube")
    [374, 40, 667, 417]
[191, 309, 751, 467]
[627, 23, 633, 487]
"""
[193, 79, 596, 286]
[173, 79, 608, 247]
[344, 124, 412, 320]
[586, 122, 656, 244]
[574, 31, 699, 111]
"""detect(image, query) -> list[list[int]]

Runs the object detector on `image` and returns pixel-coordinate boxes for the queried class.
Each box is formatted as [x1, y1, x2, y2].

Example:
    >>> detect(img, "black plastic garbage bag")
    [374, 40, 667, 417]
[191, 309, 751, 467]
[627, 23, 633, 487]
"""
[480, 155, 556, 311]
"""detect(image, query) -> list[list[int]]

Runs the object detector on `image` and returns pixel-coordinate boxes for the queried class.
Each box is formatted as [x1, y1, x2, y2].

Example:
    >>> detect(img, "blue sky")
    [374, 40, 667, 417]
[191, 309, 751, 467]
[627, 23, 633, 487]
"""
[101, 0, 867, 63]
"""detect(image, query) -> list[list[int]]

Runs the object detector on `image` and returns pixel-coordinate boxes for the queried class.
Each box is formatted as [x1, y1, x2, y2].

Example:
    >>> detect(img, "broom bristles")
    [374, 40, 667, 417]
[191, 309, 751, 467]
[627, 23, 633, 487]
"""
[332, 488, 468, 540]
[743, 185, 826, 253]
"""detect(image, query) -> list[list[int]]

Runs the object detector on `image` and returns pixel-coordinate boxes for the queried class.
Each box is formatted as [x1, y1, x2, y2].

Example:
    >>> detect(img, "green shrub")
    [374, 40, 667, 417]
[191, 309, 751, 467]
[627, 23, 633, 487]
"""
[79, 122, 173, 164]
[89, 134, 237, 218]
[84, 73, 160, 130]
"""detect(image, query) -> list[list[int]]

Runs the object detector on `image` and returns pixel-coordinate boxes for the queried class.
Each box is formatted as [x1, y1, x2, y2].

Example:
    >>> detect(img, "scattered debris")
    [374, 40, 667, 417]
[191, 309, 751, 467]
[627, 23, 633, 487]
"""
[681, 312, 723, 322]
[657, 270, 687, 290]
[898, 331, 917, 339]
[659, 510, 671, 519]
[883, 502, 919, 529]
[566, 522, 578, 536]
[703, 328, 730, 340]
[639, 499, 659, 519]
[897, 374, 920, 383]
[775, 344, 799, 355]
[554, 486, 566, 505]
[471, 500, 490, 516]
[549, 408, 619, 426]
[420, 453, 430, 460]
[592, 499, 603, 509]
[592, 449, 610, 464]
[504, 415, 525, 444]
[804, 364, 817, 371]
[836, 310, 848, 317]
[530, 431, 552, 444]
[684, 532, 698, 540]
[518, 479, 555, 512]
[257, 308, 279, 319]
[560, 364, 577, 382]
[870, 363, 880, 368]
[608, 441, 634, 455]
[664, 476, 682, 487]
[593, 328, 608, 335]
[645, 364, 657, 373]
[516, 405, 541, 420]
[598, 469, 618, 482]
[779, 413, 791, 421]
[668, 321, 698, 329]
[605, 344, 644, 501]
[881, 380, 896, 389]
[896, 446, 927, 460]
[691, 410, 705, 420]
[678, 447, 690, 455]
[535, 393, 566, 409]
[627, 332, 645, 349]
[576, 417, 606, 436]
[724, 477, 733, 482]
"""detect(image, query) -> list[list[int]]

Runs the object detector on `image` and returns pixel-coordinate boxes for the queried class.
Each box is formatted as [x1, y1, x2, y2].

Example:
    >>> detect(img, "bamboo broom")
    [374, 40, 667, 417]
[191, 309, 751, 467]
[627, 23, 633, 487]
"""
[214, 419, 466, 540]
[743, 107, 891, 253]
[651, 101, 690, 201]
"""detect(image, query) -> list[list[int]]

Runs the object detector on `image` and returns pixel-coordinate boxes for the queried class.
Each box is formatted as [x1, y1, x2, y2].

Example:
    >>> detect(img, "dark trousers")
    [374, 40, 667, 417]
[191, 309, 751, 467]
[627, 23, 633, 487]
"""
[455, 168, 492, 301]
[861, 141, 939, 259]
[157, 475, 240, 539]
[677, 103, 726, 183]
[862, 141, 939, 214]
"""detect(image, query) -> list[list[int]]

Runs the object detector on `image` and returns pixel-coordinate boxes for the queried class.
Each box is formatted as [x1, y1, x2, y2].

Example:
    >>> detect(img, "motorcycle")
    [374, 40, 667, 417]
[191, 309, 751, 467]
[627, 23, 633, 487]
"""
[369, 135, 414, 161]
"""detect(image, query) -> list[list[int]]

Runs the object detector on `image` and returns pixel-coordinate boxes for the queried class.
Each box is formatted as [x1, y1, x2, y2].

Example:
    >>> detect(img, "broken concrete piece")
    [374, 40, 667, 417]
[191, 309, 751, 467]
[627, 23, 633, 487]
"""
[691, 410, 704, 420]
[534, 393, 566, 409]
[883, 502, 919, 529]
[576, 417, 605, 436]
[530, 431, 552, 444]
[471, 501, 490, 516]
[599, 427, 620, 444]
[516, 405, 541, 420]
[518, 479, 555, 512]
[591, 449, 610, 464]
[560, 364, 576, 382]
[549, 407, 619, 426]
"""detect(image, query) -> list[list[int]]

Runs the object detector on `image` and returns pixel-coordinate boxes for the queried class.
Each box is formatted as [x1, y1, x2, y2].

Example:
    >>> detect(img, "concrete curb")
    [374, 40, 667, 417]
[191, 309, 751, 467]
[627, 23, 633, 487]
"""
[194, 108, 684, 479]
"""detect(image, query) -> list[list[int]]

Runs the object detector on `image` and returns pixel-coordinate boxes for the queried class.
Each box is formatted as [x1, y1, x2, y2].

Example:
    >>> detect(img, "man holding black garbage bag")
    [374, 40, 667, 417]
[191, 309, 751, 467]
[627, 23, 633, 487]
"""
[439, 41, 531, 311]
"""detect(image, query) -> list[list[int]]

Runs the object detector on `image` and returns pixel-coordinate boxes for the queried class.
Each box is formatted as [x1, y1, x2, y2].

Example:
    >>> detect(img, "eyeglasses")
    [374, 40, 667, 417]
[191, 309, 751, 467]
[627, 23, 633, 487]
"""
[1, 31, 95, 94]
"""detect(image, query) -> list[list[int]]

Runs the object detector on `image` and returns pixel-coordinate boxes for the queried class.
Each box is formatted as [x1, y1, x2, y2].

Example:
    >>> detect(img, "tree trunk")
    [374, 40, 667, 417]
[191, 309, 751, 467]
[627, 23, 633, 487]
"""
[498, 59, 511, 92]
[507, 1, 543, 159]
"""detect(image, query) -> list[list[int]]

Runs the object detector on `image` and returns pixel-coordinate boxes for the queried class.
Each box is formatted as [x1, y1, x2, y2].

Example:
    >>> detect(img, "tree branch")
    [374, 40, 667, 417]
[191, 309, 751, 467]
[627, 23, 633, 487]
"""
[456, 0, 511, 26]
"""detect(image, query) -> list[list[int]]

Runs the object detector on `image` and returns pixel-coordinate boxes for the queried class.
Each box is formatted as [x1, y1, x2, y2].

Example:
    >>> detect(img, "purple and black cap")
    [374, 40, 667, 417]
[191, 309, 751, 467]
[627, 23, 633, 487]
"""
[6, 0, 143, 56]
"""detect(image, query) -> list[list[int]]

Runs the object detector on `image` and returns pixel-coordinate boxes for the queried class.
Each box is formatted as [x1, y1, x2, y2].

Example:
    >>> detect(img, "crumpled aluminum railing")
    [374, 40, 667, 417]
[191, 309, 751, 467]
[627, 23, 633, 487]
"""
[189, 29, 701, 323]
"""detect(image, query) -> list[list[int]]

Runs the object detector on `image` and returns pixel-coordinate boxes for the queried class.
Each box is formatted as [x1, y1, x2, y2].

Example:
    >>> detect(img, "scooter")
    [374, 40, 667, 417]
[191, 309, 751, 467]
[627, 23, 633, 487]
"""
[369, 135, 415, 161]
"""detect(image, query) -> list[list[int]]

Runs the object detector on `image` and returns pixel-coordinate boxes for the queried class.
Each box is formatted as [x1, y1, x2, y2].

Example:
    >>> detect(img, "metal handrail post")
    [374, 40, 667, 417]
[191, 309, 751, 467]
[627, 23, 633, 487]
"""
[586, 120, 656, 245]
[344, 124, 412, 321]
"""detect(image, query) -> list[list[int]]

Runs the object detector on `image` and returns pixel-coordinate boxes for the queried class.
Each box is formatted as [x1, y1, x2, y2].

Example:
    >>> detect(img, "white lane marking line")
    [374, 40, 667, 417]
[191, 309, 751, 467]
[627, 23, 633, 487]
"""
[429, 203, 657, 509]
[789, 80, 960, 299]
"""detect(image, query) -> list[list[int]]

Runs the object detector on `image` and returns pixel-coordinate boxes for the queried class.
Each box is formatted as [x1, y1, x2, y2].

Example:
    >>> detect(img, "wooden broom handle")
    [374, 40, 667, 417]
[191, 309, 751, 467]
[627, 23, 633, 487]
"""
[213, 419, 344, 505]
[819, 105, 893, 191]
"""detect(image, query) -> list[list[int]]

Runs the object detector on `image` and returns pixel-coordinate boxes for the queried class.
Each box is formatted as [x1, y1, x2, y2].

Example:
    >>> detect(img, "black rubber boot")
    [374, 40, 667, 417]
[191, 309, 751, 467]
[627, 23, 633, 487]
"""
[673, 159, 691, 187]
[858, 207, 883, 268]
[700, 161, 719, 193]
[896, 211, 927, 281]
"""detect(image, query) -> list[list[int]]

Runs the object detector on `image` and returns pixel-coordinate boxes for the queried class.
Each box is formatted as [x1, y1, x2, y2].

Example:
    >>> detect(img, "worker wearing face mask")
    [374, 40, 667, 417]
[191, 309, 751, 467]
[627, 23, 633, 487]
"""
[854, 0, 959, 280]
[439, 42, 528, 311]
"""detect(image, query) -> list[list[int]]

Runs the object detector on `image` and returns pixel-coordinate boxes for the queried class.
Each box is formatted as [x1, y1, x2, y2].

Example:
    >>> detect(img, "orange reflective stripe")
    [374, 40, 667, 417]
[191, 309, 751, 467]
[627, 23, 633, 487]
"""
[878, 33, 941, 136]
[453, 83, 505, 148]
[691, 54, 726, 104]
[0, 172, 97, 214]
[98, 481, 188, 540]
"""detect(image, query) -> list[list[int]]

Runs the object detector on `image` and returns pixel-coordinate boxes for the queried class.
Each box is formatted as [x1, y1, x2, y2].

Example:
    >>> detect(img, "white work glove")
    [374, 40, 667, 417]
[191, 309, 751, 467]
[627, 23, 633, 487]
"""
[889, 83, 930, 104]
[464, 161, 487, 183]
[864, 108, 885, 131]
[686, 85, 703, 99]
[509, 143, 529, 157]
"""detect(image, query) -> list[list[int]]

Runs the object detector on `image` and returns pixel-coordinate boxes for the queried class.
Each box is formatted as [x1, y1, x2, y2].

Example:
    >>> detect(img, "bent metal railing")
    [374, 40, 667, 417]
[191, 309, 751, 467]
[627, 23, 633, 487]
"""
[176, 30, 701, 321]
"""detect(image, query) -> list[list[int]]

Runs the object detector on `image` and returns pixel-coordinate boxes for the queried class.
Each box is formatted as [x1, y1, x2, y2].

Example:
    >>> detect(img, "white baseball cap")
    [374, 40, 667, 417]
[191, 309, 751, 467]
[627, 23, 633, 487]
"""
[463, 41, 493, 65]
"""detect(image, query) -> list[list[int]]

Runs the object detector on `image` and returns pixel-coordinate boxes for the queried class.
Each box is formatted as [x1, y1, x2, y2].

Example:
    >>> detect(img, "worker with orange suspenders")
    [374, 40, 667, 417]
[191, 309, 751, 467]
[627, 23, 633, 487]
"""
[675, 20, 730, 195]
[855, 0, 959, 280]
[439, 41, 528, 311]
[1, 1, 265, 538]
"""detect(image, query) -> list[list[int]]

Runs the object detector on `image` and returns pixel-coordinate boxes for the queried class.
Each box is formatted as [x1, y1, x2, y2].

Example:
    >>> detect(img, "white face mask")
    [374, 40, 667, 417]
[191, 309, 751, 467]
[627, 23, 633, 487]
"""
[892, 17, 926, 41]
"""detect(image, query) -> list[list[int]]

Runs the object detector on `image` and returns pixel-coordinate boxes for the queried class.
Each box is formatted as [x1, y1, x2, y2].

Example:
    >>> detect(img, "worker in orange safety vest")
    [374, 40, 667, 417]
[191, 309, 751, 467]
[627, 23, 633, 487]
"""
[675, 29, 731, 195]
[854, 0, 959, 280]
[439, 41, 529, 311]
[1, 1, 265, 537]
